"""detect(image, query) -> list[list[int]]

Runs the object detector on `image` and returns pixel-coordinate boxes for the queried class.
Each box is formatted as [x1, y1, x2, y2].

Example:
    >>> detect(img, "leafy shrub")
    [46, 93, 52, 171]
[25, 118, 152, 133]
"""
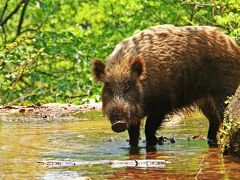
[0, 0, 239, 105]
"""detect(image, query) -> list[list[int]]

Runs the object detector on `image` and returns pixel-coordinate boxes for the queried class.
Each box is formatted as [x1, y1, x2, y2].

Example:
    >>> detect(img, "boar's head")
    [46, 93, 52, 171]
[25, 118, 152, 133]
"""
[92, 56, 146, 133]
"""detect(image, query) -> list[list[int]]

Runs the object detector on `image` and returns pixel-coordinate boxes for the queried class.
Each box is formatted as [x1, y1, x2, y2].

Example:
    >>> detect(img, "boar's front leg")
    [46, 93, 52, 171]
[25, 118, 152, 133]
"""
[145, 114, 165, 146]
[128, 122, 140, 147]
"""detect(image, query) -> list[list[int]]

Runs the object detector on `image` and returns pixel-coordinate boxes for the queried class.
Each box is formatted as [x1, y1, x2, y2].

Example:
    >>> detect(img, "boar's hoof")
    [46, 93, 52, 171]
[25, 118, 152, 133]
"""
[111, 121, 127, 133]
[208, 139, 219, 148]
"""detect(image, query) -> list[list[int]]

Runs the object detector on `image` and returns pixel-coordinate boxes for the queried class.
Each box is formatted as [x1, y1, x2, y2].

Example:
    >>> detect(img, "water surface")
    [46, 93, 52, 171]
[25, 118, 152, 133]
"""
[0, 111, 240, 179]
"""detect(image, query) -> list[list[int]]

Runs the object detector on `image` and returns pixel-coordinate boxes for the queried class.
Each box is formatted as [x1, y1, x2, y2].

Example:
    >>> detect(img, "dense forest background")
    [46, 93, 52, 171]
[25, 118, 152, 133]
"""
[0, 0, 239, 105]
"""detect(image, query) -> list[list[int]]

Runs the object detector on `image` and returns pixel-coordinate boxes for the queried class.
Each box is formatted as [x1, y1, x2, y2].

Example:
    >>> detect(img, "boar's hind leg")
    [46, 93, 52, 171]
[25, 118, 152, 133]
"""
[199, 98, 224, 147]
[203, 109, 220, 147]
[145, 114, 165, 146]
[128, 122, 140, 147]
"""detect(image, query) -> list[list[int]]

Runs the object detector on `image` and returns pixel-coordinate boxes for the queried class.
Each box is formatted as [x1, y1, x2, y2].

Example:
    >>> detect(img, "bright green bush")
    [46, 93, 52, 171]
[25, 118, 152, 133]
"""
[0, 0, 239, 105]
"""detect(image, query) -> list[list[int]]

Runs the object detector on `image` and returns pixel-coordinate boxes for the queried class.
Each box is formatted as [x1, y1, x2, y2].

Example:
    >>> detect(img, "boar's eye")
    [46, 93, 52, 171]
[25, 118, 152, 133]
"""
[104, 82, 112, 93]
[123, 81, 134, 94]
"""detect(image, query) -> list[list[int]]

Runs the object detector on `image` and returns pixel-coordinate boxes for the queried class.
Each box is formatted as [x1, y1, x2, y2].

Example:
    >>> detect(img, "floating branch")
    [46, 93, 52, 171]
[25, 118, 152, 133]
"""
[38, 159, 170, 168]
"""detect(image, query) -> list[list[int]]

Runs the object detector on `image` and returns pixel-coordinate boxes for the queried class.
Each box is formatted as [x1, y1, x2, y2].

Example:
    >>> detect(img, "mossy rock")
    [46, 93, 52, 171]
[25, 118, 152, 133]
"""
[220, 85, 240, 156]
[228, 86, 240, 121]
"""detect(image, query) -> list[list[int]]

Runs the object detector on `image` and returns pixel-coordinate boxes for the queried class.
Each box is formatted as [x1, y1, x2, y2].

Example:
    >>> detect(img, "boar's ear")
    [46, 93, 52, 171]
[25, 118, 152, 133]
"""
[92, 59, 106, 82]
[131, 56, 146, 79]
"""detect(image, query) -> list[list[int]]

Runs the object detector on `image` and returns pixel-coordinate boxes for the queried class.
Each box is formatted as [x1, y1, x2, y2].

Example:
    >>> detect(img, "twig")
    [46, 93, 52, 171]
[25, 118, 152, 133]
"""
[2, 25, 7, 44]
[110, 3, 114, 18]
[195, 154, 206, 179]
[34, 70, 58, 78]
[16, 0, 29, 36]
[189, 3, 197, 23]
[65, 95, 88, 99]
[3, 49, 41, 100]
[5, 87, 40, 106]
[0, 0, 9, 44]
[0, 0, 9, 21]
[0, 0, 25, 26]
[181, 1, 214, 7]
[200, 15, 231, 33]
[21, 18, 46, 33]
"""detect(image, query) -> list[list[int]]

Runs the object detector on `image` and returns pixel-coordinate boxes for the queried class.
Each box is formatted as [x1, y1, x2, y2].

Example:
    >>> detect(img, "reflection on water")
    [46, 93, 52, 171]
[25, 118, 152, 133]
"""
[0, 111, 240, 179]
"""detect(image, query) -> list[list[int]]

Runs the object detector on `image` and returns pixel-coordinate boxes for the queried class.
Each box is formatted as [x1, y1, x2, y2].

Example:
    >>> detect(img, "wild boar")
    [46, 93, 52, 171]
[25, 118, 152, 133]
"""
[92, 25, 240, 147]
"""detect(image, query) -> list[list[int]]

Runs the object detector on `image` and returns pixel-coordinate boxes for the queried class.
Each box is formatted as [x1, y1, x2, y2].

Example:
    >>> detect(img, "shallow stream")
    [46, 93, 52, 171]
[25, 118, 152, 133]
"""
[0, 111, 240, 179]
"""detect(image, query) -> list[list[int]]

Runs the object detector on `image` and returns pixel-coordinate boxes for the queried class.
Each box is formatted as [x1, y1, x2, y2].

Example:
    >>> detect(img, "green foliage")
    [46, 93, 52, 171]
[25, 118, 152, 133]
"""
[220, 117, 233, 153]
[220, 116, 240, 155]
[0, 0, 240, 105]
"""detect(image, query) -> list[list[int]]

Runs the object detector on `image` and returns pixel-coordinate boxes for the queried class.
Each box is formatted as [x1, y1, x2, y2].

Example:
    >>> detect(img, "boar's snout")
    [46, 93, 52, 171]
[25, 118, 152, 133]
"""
[111, 121, 128, 133]
[109, 109, 128, 133]
[108, 104, 129, 133]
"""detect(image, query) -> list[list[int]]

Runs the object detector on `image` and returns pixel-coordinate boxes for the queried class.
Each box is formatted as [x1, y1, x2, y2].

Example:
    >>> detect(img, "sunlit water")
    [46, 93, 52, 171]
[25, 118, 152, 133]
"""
[0, 111, 240, 179]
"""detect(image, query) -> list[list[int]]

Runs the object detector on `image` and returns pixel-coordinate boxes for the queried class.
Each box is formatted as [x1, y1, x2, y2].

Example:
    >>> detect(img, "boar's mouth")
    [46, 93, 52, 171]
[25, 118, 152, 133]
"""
[111, 121, 128, 133]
